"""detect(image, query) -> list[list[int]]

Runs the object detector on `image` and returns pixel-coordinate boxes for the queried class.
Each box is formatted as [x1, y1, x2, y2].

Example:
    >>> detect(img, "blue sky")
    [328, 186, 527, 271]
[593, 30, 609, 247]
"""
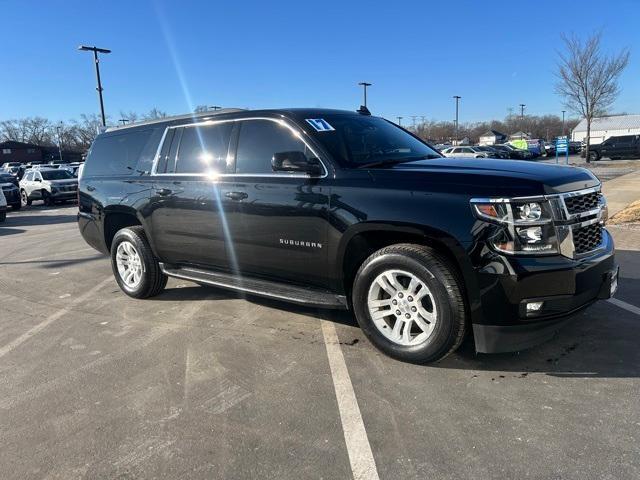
[1, 0, 638, 124]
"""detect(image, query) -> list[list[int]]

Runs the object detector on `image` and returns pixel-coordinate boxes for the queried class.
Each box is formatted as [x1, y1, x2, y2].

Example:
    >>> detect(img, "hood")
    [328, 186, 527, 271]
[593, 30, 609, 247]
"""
[372, 157, 599, 195]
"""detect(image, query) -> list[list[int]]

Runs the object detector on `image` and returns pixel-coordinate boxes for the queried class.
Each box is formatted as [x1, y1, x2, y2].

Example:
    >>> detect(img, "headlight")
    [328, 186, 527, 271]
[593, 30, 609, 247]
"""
[517, 202, 542, 221]
[471, 198, 558, 255]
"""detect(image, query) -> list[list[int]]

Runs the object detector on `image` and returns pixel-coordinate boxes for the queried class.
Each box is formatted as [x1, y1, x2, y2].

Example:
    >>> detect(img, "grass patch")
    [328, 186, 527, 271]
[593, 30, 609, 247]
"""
[609, 200, 640, 225]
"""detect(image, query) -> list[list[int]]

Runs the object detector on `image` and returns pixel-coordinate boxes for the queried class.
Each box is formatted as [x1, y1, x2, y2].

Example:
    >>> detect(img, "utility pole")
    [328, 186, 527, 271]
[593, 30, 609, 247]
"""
[119, 118, 129, 126]
[358, 82, 372, 108]
[209, 106, 221, 111]
[78, 45, 111, 127]
[397, 116, 403, 126]
[56, 123, 63, 163]
[411, 116, 417, 129]
[453, 96, 461, 144]
[561, 110, 566, 136]
[519, 104, 526, 139]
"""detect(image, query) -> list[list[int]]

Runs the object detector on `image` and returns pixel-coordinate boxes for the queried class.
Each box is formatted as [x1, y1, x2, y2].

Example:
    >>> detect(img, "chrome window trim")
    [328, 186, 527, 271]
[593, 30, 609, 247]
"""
[150, 116, 329, 179]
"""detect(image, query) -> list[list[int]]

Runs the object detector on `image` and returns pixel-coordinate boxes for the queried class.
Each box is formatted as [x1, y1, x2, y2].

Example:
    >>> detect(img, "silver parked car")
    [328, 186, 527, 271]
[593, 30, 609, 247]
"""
[440, 146, 492, 158]
[19, 168, 78, 206]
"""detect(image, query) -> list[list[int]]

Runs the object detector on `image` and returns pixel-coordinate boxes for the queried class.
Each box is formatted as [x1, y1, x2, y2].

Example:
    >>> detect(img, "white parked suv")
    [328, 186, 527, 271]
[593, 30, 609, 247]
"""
[440, 146, 492, 158]
[19, 168, 78, 206]
[0, 188, 6, 222]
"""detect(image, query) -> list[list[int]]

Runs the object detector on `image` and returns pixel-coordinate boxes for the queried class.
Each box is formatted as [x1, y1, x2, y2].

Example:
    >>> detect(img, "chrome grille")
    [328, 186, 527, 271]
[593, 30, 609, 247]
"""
[564, 191, 600, 215]
[573, 223, 603, 254]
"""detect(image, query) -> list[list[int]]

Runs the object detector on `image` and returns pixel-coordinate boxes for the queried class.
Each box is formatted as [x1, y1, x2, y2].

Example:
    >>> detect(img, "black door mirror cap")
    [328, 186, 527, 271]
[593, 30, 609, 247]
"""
[272, 151, 323, 175]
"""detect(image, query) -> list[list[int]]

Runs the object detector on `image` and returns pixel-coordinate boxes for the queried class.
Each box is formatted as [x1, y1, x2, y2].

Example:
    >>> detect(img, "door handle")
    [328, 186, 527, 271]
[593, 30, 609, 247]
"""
[86, 185, 95, 192]
[157, 188, 172, 196]
[225, 191, 248, 201]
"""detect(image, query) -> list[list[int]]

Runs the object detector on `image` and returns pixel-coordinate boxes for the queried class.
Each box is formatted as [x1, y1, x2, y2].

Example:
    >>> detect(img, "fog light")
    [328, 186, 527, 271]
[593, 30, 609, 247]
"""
[526, 301, 544, 313]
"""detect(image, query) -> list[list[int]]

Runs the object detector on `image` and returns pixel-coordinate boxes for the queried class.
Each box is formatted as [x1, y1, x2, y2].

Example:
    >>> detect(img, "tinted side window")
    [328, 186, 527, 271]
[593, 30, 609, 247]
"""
[175, 123, 233, 174]
[84, 129, 154, 176]
[235, 120, 312, 174]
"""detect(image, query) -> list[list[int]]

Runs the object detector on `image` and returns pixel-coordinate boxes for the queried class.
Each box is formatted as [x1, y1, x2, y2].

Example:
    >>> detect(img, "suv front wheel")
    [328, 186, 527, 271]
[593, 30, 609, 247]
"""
[111, 226, 167, 298]
[352, 244, 467, 364]
[20, 190, 32, 206]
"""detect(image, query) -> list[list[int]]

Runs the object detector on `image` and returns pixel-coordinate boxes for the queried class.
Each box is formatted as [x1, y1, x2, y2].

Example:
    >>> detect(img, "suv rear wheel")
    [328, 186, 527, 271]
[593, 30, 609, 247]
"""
[352, 244, 467, 363]
[111, 226, 167, 298]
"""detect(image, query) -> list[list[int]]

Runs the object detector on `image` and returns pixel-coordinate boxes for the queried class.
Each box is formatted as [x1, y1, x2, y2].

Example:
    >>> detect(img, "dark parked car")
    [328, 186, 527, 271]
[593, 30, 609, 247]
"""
[0, 173, 21, 209]
[584, 135, 640, 161]
[474, 146, 509, 159]
[493, 144, 534, 160]
[78, 108, 617, 364]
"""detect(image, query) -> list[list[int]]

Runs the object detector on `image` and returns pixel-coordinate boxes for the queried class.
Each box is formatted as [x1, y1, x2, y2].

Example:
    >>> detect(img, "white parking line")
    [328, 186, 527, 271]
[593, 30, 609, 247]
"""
[321, 321, 380, 480]
[607, 298, 640, 316]
[0, 277, 112, 359]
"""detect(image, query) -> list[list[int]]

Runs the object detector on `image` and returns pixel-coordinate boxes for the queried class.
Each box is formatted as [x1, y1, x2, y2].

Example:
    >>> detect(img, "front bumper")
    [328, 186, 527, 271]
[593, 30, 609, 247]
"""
[2, 188, 20, 204]
[472, 229, 617, 353]
[51, 190, 77, 200]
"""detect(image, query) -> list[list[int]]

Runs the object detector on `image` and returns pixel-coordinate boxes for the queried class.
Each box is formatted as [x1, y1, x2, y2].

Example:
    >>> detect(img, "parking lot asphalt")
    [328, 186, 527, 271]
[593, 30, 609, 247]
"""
[1, 203, 639, 480]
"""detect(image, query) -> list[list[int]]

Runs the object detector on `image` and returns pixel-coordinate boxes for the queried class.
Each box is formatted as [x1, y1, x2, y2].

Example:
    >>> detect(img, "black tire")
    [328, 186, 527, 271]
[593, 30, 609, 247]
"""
[42, 190, 53, 206]
[11, 202, 21, 210]
[588, 151, 600, 162]
[0, 211, 5, 222]
[20, 189, 32, 206]
[110, 226, 168, 299]
[352, 244, 467, 364]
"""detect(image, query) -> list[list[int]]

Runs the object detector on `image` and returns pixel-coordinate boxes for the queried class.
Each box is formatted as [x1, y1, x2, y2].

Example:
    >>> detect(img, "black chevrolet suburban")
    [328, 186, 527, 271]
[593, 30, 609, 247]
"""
[78, 108, 618, 363]
[586, 134, 640, 161]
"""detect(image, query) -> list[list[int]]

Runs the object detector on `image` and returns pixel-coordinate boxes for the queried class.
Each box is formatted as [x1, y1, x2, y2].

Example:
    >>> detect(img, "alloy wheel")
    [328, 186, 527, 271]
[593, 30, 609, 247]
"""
[367, 269, 437, 346]
[116, 241, 144, 289]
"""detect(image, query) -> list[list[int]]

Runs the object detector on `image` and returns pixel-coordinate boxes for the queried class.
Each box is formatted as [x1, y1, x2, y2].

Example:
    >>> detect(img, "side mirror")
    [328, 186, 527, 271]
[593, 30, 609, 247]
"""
[272, 151, 322, 175]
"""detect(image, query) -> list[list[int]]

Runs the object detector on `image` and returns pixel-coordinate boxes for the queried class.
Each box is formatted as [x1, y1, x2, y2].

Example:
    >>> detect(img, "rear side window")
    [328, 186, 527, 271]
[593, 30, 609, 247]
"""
[174, 123, 233, 174]
[84, 129, 154, 176]
[235, 119, 313, 174]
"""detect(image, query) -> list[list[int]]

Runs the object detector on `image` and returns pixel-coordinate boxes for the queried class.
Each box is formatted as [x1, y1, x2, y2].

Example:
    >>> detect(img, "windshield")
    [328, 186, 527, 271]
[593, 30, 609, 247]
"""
[303, 114, 440, 166]
[41, 170, 74, 180]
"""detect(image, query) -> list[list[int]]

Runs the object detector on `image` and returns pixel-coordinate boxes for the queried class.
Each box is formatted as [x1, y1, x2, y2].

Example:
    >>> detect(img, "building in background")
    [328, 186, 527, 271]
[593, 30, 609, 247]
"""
[0, 141, 44, 165]
[509, 131, 530, 141]
[478, 130, 507, 145]
[0, 141, 84, 165]
[571, 114, 640, 144]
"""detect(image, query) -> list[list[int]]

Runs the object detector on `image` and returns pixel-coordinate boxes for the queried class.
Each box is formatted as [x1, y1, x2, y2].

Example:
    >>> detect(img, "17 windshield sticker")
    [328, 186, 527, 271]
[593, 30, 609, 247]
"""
[306, 118, 335, 132]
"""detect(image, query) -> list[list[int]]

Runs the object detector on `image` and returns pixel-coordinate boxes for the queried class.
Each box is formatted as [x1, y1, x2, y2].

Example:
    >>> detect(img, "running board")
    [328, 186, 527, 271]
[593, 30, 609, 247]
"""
[160, 263, 348, 309]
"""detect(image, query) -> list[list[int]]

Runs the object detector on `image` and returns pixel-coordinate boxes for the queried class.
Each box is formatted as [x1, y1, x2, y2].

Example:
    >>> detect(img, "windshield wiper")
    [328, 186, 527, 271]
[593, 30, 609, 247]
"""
[357, 155, 439, 169]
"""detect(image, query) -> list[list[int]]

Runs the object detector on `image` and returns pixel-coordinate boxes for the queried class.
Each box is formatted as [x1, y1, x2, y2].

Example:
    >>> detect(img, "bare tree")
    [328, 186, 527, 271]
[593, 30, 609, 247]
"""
[142, 108, 168, 120]
[555, 32, 630, 162]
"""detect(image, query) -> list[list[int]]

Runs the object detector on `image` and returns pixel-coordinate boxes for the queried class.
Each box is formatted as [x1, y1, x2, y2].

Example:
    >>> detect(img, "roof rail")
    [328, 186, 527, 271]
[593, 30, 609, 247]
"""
[105, 108, 247, 132]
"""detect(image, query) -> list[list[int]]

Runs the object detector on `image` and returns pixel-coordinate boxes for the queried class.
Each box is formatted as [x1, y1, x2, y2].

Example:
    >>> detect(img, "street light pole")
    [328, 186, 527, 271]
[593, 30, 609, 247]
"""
[358, 82, 372, 108]
[78, 45, 111, 127]
[453, 96, 461, 144]
[561, 110, 566, 136]
[397, 116, 403, 126]
[56, 123, 63, 163]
